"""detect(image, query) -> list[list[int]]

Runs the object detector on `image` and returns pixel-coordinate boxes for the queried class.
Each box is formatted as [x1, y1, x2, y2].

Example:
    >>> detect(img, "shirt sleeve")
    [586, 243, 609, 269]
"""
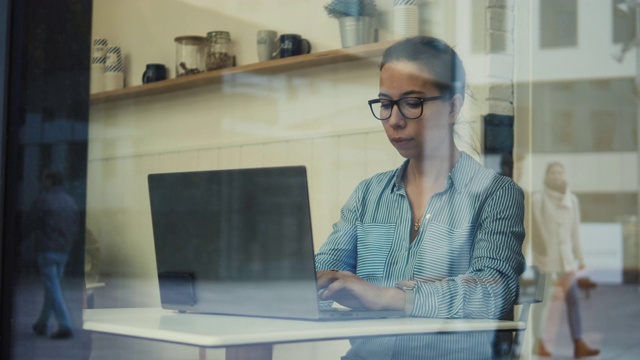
[412, 181, 526, 319]
[315, 185, 361, 273]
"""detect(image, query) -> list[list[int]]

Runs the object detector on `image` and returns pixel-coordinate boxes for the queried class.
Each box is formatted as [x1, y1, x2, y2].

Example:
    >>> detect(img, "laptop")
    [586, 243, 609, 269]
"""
[147, 166, 404, 320]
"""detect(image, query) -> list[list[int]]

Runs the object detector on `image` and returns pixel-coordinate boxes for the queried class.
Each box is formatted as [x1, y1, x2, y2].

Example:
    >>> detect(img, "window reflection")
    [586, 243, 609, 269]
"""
[2, 1, 640, 359]
[540, 0, 578, 48]
[526, 80, 637, 153]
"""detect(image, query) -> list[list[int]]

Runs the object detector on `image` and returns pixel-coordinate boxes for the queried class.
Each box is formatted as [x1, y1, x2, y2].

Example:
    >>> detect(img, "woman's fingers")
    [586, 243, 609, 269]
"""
[322, 279, 363, 308]
[320, 272, 369, 307]
[316, 269, 342, 289]
[318, 272, 351, 298]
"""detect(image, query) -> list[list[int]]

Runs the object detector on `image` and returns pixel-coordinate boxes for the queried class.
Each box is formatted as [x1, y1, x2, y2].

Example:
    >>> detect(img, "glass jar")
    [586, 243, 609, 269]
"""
[206, 31, 233, 71]
[174, 35, 207, 76]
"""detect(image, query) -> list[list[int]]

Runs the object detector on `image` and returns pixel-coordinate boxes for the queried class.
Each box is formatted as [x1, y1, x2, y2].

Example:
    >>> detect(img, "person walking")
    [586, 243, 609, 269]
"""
[531, 162, 600, 358]
[25, 168, 79, 339]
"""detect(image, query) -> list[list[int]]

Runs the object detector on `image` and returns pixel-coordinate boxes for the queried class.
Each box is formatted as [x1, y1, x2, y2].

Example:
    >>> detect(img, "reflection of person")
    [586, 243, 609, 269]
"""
[24, 168, 79, 339]
[531, 162, 600, 358]
[315, 37, 526, 359]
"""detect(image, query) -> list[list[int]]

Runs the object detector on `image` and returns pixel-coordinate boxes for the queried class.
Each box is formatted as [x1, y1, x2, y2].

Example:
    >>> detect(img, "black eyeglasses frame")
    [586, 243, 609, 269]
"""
[367, 96, 447, 121]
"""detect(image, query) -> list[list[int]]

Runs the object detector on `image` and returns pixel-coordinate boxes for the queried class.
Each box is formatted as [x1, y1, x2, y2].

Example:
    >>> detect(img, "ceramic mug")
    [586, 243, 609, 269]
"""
[257, 30, 278, 62]
[142, 64, 167, 84]
[278, 34, 311, 58]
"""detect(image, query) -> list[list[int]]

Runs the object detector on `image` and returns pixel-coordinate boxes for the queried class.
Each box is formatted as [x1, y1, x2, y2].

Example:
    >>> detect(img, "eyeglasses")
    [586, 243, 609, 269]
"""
[367, 96, 446, 121]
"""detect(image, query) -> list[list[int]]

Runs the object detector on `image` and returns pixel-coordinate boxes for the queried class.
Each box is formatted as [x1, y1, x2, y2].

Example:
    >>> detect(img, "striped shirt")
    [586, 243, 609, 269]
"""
[316, 152, 526, 359]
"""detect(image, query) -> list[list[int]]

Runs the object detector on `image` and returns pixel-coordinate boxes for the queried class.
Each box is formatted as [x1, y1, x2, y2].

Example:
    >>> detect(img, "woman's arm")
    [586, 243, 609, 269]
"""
[411, 181, 526, 319]
[315, 182, 407, 310]
[315, 187, 361, 274]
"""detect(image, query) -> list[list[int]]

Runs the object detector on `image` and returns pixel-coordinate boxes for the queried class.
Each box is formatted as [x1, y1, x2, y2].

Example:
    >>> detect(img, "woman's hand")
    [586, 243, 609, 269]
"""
[558, 271, 577, 293]
[316, 270, 404, 311]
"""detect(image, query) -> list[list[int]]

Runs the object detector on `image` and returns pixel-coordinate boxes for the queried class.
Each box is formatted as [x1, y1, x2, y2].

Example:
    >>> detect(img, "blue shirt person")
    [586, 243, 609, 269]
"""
[24, 168, 79, 339]
[315, 37, 526, 359]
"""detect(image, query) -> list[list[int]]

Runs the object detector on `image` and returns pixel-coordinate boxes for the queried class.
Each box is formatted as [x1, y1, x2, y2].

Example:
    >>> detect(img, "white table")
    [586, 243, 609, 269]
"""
[83, 308, 525, 360]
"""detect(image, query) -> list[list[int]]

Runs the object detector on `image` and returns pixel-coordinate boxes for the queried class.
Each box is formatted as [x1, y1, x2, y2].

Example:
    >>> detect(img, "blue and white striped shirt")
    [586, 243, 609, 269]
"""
[316, 152, 526, 359]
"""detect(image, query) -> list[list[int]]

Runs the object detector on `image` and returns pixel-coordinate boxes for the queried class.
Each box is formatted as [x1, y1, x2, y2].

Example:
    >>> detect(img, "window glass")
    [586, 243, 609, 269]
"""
[528, 79, 637, 153]
[613, 0, 636, 44]
[540, 0, 578, 48]
[2, 1, 638, 359]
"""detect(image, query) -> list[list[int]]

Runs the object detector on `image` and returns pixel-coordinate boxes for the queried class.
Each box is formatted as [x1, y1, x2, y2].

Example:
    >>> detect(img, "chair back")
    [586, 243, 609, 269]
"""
[517, 265, 545, 307]
[509, 265, 546, 358]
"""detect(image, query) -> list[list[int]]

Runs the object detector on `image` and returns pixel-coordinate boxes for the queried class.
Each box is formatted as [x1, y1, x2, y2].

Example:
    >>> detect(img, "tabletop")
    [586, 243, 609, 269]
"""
[83, 307, 525, 348]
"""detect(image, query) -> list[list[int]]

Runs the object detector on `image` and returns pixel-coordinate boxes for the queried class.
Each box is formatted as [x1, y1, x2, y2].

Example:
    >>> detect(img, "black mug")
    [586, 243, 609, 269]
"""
[142, 64, 167, 84]
[279, 34, 311, 58]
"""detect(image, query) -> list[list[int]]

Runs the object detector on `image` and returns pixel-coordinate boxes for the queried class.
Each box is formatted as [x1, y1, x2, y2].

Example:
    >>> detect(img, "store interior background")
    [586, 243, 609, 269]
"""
[28, 0, 633, 358]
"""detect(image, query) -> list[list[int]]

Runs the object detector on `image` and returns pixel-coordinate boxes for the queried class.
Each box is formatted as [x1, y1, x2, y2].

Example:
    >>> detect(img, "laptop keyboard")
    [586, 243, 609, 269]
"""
[317, 289, 355, 312]
[317, 289, 337, 311]
[318, 299, 335, 311]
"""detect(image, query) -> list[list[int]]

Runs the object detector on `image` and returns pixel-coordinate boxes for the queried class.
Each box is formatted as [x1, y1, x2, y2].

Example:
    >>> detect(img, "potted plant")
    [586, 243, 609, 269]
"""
[324, 0, 377, 48]
[324, 0, 377, 18]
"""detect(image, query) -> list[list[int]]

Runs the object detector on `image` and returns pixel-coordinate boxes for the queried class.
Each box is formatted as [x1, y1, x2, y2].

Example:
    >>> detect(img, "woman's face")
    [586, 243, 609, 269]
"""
[378, 60, 459, 161]
[546, 165, 566, 188]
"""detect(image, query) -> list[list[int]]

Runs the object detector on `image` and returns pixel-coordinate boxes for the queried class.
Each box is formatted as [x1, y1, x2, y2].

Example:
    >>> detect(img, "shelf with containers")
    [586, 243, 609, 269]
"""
[89, 41, 393, 105]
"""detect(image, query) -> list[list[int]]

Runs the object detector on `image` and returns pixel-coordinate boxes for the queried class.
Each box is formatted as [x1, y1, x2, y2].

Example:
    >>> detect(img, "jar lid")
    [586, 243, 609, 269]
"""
[174, 35, 207, 44]
[206, 31, 231, 40]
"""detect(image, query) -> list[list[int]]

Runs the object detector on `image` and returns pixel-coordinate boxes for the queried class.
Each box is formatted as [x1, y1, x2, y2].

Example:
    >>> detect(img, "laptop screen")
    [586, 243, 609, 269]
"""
[148, 166, 320, 317]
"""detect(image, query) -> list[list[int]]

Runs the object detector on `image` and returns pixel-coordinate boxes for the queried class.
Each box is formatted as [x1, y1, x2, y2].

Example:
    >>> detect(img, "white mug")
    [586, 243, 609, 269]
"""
[256, 30, 278, 62]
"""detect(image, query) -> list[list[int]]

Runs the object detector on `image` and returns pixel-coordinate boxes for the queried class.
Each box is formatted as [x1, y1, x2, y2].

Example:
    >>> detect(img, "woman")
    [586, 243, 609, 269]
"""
[315, 37, 526, 359]
[531, 162, 600, 358]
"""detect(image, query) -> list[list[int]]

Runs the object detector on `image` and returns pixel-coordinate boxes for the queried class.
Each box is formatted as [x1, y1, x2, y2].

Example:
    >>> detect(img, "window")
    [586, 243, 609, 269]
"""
[540, 0, 578, 48]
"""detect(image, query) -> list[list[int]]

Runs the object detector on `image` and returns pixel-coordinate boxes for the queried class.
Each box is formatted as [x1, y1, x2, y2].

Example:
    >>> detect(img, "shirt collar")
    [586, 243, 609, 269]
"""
[447, 152, 477, 190]
[391, 160, 409, 194]
[391, 152, 477, 194]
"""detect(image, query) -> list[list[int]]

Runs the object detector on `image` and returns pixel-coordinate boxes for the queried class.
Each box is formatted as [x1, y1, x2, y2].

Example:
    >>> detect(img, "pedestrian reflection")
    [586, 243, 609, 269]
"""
[531, 162, 600, 358]
[24, 168, 79, 339]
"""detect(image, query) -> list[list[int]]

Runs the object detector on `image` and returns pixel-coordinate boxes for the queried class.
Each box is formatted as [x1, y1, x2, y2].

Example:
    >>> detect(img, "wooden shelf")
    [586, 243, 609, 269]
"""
[90, 41, 393, 105]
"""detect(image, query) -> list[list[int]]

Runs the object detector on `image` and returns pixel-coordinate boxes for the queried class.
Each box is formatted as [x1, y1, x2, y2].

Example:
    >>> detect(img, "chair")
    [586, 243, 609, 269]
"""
[508, 265, 546, 359]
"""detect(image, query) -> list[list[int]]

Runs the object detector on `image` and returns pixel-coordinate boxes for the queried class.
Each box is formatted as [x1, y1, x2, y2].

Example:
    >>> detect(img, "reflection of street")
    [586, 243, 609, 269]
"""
[533, 284, 640, 359]
[13, 270, 90, 360]
[9, 270, 640, 359]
